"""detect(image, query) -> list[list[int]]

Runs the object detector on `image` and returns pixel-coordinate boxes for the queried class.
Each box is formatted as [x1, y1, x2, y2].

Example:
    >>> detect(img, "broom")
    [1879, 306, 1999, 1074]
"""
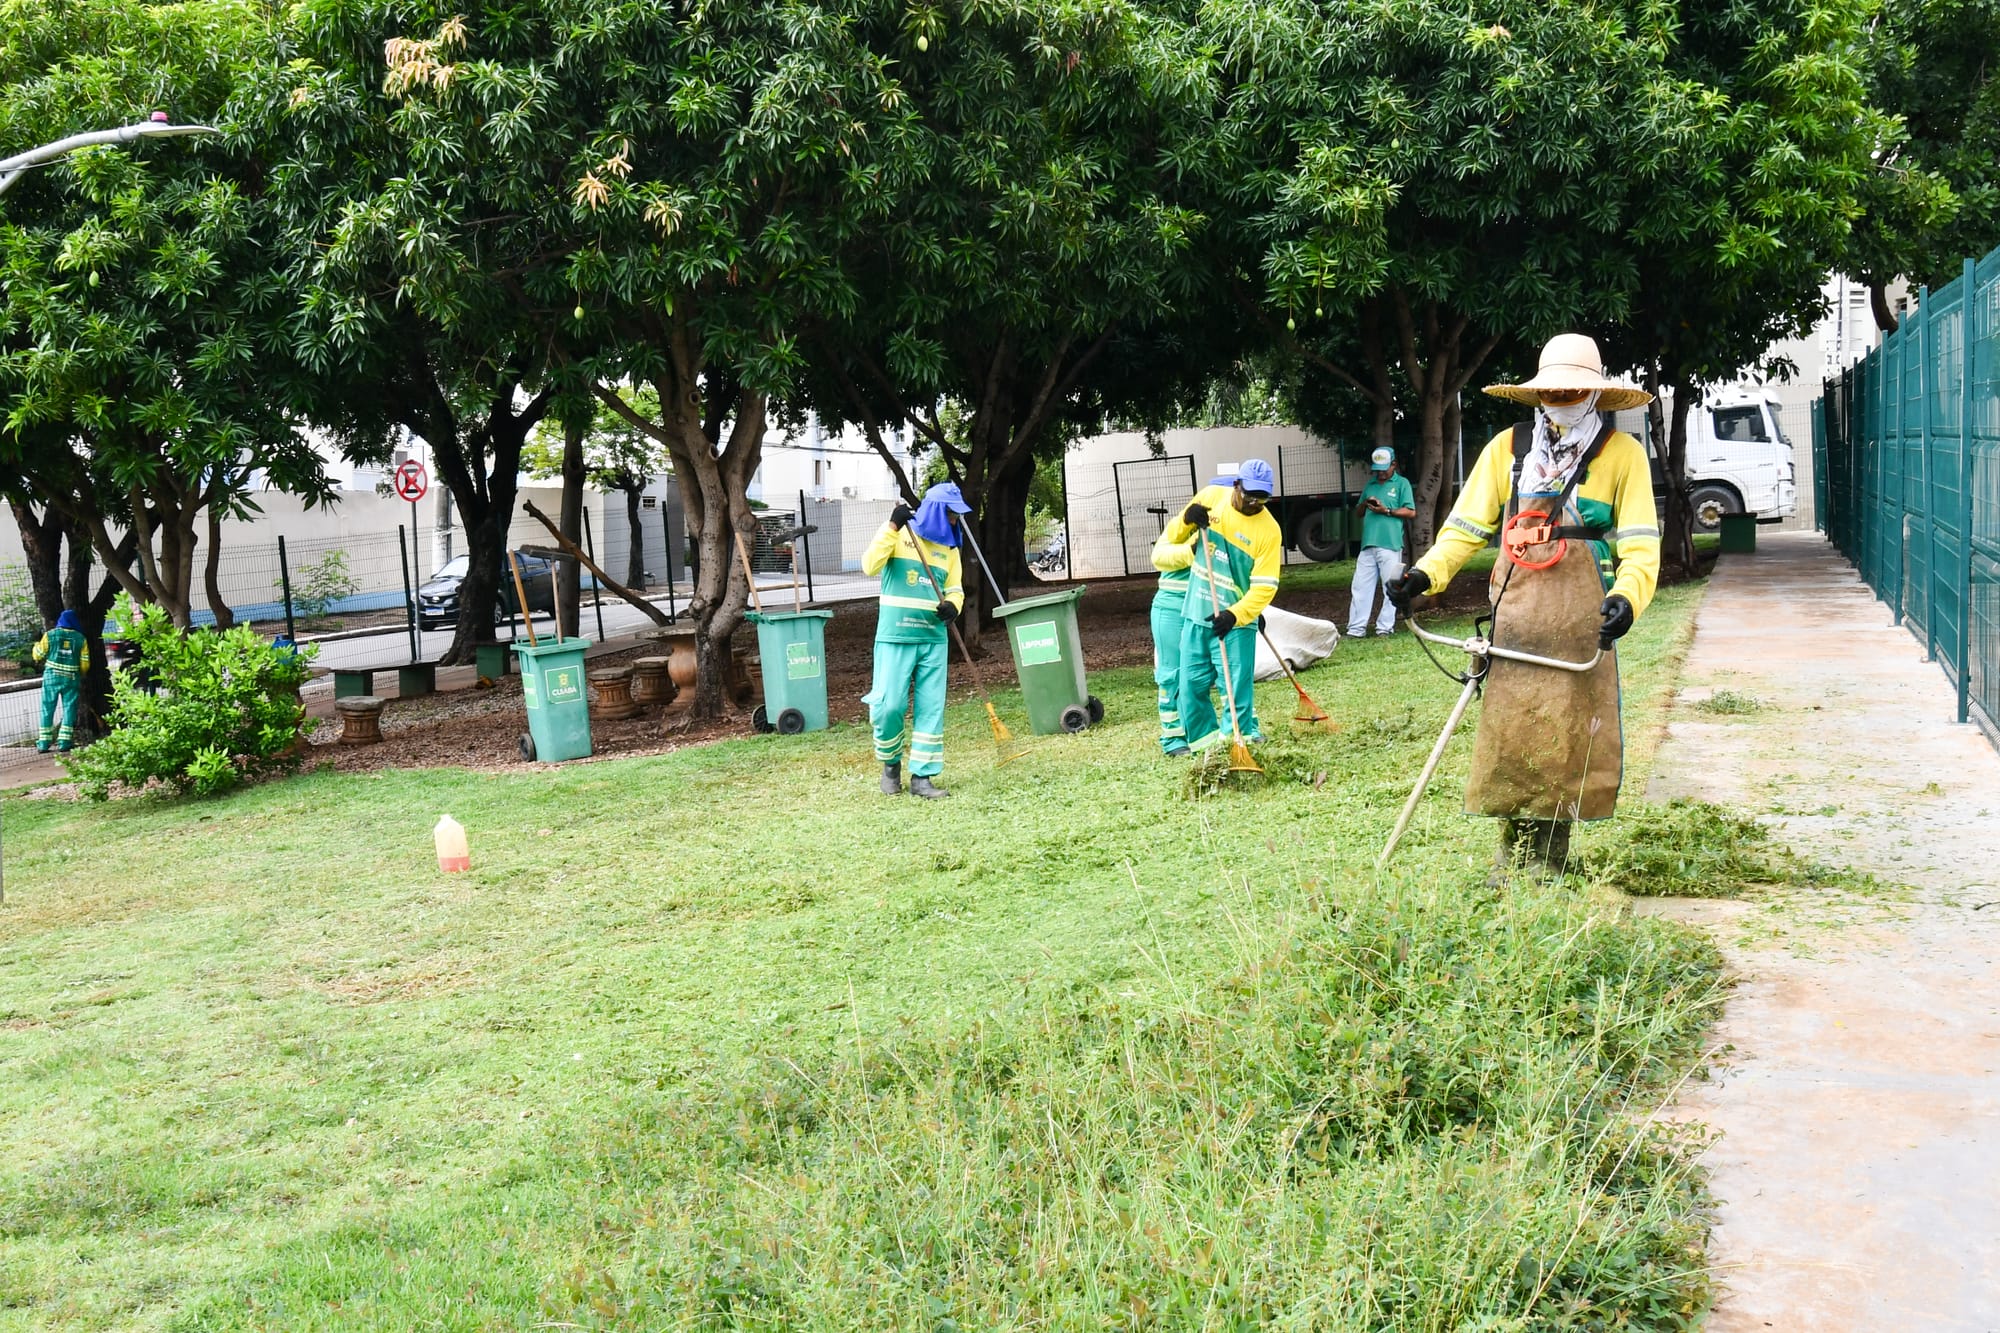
[904, 514, 1025, 765]
[1200, 533, 1263, 775]
[1258, 623, 1338, 731]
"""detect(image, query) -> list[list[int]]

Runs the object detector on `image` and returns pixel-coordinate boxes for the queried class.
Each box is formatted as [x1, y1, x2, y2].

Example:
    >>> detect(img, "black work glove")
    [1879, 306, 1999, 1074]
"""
[1184, 502, 1210, 530]
[1256, 614, 1267, 632]
[936, 601, 959, 623]
[1598, 594, 1634, 649]
[1385, 567, 1431, 609]
[1210, 609, 1237, 638]
[889, 503, 913, 530]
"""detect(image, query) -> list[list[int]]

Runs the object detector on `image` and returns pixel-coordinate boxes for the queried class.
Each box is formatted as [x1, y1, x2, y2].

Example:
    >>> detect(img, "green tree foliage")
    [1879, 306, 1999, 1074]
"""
[1848, 0, 2000, 323]
[800, 0, 1223, 601]
[0, 0, 332, 630]
[525, 387, 667, 590]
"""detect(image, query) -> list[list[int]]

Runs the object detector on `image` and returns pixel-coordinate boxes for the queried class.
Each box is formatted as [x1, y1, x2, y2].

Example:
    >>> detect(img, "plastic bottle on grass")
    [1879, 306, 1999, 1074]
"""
[434, 815, 470, 873]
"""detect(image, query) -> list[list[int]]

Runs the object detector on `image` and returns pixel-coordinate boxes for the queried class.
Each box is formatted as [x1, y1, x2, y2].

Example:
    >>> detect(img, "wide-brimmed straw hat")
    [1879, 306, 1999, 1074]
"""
[1484, 333, 1653, 412]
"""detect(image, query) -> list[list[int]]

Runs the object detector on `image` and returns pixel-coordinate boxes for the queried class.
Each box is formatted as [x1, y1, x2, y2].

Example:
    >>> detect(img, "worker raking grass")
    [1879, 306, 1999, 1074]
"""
[1154, 459, 1283, 755]
[861, 482, 969, 799]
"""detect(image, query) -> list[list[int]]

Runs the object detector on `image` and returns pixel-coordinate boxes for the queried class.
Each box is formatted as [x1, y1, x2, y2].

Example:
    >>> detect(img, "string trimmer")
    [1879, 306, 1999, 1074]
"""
[1377, 617, 1602, 867]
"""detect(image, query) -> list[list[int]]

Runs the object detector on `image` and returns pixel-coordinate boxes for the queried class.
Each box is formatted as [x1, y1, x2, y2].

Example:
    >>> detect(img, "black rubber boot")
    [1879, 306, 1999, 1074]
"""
[908, 775, 950, 800]
[1495, 819, 1573, 881]
[880, 763, 902, 795]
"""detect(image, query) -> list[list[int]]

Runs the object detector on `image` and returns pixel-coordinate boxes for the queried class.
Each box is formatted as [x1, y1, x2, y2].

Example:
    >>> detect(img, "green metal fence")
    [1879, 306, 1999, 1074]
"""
[1815, 245, 2000, 747]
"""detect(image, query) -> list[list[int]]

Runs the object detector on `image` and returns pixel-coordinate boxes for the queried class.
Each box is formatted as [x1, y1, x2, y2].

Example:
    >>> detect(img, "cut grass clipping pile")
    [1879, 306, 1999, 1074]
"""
[1, 580, 1724, 1330]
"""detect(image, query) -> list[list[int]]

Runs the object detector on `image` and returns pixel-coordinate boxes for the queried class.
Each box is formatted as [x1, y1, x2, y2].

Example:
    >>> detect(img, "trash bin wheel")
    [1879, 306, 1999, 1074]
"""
[1085, 695, 1105, 726]
[1059, 703, 1090, 733]
[777, 707, 806, 735]
[751, 705, 775, 733]
[518, 732, 536, 762]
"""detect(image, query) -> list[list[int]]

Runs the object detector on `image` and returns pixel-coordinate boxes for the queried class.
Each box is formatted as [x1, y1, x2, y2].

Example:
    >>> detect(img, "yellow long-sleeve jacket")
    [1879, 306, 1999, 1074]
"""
[1154, 485, 1283, 627]
[1415, 428, 1661, 616]
[861, 522, 965, 644]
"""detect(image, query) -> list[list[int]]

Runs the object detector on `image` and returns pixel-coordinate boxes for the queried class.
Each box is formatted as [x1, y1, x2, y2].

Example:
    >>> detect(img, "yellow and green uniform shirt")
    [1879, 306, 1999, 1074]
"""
[1415, 428, 1661, 615]
[861, 523, 965, 641]
[1157, 485, 1283, 628]
[33, 627, 88, 678]
[1149, 526, 1194, 610]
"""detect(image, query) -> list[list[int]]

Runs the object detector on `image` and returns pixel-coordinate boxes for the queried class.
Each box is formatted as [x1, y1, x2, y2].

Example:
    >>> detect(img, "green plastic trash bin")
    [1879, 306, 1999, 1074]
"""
[746, 609, 833, 734]
[1718, 513, 1758, 554]
[514, 636, 593, 762]
[991, 586, 1102, 735]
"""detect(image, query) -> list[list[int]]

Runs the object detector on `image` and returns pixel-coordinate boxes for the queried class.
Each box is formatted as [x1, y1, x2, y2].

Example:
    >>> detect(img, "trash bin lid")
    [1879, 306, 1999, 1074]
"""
[745, 609, 834, 624]
[989, 586, 1084, 619]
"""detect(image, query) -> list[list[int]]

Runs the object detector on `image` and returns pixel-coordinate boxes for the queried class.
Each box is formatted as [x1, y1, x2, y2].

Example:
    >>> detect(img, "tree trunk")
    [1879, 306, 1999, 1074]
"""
[204, 503, 235, 630]
[1663, 380, 1699, 575]
[1870, 280, 1900, 335]
[424, 373, 549, 666]
[1408, 376, 1452, 553]
[9, 498, 68, 626]
[973, 453, 1035, 616]
[558, 416, 584, 640]
[624, 485, 646, 589]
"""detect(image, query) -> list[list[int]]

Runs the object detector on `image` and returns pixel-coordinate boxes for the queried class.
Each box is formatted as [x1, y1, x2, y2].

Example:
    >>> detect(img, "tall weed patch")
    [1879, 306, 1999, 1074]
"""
[554, 871, 1722, 1330]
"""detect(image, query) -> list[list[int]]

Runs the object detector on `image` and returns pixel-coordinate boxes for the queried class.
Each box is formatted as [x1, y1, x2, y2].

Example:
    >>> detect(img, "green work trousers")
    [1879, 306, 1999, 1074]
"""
[865, 638, 948, 777]
[39, 670, 80, 750]
[1151, 594, 1187, 753]
[1178, 619, 1259, 751]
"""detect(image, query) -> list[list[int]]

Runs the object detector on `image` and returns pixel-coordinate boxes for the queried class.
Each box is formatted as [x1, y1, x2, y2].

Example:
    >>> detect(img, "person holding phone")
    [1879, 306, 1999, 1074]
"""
[1348, 447, 1416, 638]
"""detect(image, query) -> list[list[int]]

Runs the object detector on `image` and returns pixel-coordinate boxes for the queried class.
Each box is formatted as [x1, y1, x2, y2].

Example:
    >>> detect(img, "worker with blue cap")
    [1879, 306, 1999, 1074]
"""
[1153, 458, 1282, 752]
[861, 481, 969, 798]
[33, 609, 90, 753]
[1348, 446, 1416, 637]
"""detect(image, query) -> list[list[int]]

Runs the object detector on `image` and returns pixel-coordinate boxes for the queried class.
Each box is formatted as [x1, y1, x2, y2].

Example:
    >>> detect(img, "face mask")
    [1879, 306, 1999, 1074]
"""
[1541, 392, 1600, 430]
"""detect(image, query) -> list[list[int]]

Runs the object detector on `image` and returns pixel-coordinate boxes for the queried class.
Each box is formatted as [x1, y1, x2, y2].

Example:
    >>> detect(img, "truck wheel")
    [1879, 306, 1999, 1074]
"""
[1688, 484, 1742, 534]
[1292, 507, 1346, 563]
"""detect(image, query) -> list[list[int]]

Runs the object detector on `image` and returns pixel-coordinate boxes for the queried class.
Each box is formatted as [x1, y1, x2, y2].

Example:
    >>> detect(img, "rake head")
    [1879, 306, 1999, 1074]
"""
[1291, 700, 1339, 731]
[1225, 734, 1264, 775]
[985, 701, 1029, 766]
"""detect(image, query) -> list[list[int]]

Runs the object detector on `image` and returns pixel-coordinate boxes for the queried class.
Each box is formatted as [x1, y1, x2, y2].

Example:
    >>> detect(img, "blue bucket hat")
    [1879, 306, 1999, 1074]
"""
[1236, 458, 1276, 495]
[55, 609, 80, 631]
[911, 482, 972, 546]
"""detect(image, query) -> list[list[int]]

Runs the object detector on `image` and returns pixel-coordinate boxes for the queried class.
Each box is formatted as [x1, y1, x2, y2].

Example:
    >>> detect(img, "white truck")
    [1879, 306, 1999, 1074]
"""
[1654, 386, 1799, 532]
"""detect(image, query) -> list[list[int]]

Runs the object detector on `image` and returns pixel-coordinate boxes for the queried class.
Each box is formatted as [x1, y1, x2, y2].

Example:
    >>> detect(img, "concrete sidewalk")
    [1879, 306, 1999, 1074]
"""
[1646, 531, 2000, 1330]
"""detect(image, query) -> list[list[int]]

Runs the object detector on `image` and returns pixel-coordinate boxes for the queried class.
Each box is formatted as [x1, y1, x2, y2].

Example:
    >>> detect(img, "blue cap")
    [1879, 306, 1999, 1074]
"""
[1236, 458, 1275, 494]
[923, 481, 973, 513]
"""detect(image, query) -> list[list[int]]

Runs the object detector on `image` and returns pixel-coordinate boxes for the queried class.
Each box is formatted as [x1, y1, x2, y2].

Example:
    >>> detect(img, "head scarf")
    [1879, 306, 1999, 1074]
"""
[1519, 392, 1606, 497]
[55, 610, 80, 631]
[911, 482, 972, 547]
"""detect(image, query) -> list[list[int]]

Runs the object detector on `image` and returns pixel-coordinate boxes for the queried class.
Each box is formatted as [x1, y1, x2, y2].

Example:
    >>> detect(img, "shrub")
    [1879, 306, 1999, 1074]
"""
[276, 549, 359, 622]
[0, 574, 45, 672]
[66, 595, 317, 800]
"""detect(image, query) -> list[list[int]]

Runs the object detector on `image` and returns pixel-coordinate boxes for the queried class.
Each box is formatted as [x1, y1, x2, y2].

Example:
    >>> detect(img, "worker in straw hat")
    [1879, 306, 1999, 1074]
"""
[1385, 333, 1660, 875]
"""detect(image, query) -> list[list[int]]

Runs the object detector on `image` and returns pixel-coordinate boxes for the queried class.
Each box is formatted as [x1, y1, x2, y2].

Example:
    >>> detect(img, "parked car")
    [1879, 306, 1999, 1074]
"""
[417, 553, 557, 630]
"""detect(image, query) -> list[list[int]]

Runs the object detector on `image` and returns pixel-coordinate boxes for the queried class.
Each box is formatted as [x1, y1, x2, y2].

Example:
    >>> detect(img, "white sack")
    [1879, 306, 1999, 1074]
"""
[1252, 605, 1340, 681]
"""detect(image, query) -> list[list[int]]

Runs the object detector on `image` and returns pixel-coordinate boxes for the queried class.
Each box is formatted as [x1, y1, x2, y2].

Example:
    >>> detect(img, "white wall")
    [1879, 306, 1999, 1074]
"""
[751, 415, 918, 506]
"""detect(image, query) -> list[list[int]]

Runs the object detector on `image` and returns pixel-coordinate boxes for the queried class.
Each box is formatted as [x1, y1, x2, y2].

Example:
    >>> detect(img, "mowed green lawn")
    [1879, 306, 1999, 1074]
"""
[2, 579, 1717, 1331]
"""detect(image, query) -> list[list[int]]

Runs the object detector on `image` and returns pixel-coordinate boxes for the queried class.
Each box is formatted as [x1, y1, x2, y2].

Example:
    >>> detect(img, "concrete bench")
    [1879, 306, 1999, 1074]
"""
[332, 662, 437, 700]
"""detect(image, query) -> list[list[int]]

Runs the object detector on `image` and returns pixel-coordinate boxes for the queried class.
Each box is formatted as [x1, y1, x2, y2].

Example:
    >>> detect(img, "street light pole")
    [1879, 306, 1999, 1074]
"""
[0, 113, 217, 904]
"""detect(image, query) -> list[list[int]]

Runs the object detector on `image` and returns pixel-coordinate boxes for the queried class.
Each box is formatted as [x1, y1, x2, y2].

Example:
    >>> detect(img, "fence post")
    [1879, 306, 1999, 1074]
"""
[1920, 285, 1937, 662]
[397, 524, 418, 664]
[661, 498, 677, 622]
[1960, 255, 1977, 724]
[582, 507, 607, 642]
[797, 489, 815, 602]
[1113, 464, 1131, 578]
[277, 535, 297, 643]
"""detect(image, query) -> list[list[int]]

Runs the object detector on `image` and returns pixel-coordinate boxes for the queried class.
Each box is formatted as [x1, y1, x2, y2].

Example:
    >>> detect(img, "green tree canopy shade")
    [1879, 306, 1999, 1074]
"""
[312, 0, 918, 709]
[1845, 0, 1998, 325]
[1597, 0, 1910, 571]
[0, 0, 333, 631]
[792, 0, 1231, 603]
[525, 386, 668, 590]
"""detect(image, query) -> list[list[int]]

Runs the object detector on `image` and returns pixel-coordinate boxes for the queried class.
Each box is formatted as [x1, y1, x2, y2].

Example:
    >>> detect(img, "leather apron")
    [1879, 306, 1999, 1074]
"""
[1463, 496, 1623, 821]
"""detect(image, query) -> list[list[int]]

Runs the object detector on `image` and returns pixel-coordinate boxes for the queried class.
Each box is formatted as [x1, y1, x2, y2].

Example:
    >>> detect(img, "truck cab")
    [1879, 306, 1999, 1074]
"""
[1675, 387, 1798, 532]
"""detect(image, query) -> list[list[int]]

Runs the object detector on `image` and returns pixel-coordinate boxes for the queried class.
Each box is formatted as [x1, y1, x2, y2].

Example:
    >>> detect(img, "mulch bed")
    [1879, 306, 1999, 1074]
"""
[299, 551, 1712, 775]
